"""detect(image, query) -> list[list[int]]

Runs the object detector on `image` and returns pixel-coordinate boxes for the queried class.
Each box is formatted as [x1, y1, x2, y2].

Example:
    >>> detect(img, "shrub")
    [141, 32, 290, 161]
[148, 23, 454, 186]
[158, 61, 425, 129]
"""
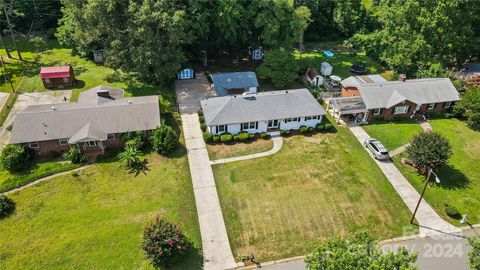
[143, 217, 190, 267]
[63, 146, 87, 164]
[125, 138, 144, 150]
[220, 133, 233, 143]
[316, 123, 324, 131]
[199, 116, 205, 124]
[299, 125, 309, 133]
[122, 130, 147, 149]
[0, 144, 30, 172]
[117, 145, 142, 168]
[150, 125, 178, 155]
[233, 135, 239, 141]
[444, 203, 461, 219]
[260, 132, 270, 139]
[308, 127, 314, 132]
[203, 132, 213, 143]
[213, 135, 220, 143]
[280, 129, 291, 136]
[200, 123, 207, 132]
[197, 110, 203, 117]
[249, 134, 255, 140]
[238, 132, 250, 141]
[0, 195, 15, 219]
[6, 124, 12, 131]
[324, 123, 333, 131]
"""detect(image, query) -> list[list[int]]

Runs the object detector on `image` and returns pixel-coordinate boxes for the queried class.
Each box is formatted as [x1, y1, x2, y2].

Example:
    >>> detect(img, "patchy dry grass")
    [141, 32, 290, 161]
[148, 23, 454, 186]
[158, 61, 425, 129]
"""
[212, 122, 417, 261]
[207, 139, 273, 160]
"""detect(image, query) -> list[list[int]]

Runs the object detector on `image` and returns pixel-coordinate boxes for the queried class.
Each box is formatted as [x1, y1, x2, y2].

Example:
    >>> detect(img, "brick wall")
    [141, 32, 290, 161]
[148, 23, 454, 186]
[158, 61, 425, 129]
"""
[368, 101, 454, 121]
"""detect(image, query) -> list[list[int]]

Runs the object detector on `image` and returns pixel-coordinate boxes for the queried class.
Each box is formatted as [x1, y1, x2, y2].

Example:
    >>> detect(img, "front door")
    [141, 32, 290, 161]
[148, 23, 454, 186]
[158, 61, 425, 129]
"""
[267, 120, 279, 128]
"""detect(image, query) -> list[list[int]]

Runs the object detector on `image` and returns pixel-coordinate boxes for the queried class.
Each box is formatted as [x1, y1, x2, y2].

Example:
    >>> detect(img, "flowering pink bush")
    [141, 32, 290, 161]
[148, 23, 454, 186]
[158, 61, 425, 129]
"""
[143, 217, 190, 267]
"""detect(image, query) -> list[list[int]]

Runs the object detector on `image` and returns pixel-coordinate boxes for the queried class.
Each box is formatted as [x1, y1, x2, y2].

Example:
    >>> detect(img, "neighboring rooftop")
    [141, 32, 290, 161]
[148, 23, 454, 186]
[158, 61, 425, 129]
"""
[458, 62, 480, 78]
[329, 96, 367, 115]
[10, 86, 160, 144]
[40, 66, 72, 79]
[210, 72, 259, 96]
[341, 75, 460, 109]
[201, 89, 326, 126]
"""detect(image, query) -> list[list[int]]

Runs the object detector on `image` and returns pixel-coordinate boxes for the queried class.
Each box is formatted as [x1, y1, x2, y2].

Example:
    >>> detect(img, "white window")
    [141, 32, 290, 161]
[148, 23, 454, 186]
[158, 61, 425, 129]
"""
[107, 133, 115, 140]
[87, 141, 98, 147]
[29, 141, 39, 149]
[59, 138, 69, 145]
[305, 116, 313, 121]
[217, 125, 226, 133]
[393, 106, 409, 114]
[45, 78, 50, 83]
[285, 118, 292, 123]
[292, 117, 300, 122]
[63, 77, 69, 83]
[443, 101, 452, 108]
[373, 108, 382, 115]
[427, 103, 435, 110]
[242, 122, 256, 130]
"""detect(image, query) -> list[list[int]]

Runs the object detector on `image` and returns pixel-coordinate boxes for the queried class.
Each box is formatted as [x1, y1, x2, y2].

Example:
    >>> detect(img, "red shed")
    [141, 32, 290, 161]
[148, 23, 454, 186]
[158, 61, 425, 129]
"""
[40, 66, 75, 88]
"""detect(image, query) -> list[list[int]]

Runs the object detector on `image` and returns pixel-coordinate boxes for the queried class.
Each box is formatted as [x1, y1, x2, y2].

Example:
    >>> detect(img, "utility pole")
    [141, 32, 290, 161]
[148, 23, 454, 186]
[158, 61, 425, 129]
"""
[0, 55, 15, 92]
[3, 2, 22, 60]
[0, 24, 12, 58]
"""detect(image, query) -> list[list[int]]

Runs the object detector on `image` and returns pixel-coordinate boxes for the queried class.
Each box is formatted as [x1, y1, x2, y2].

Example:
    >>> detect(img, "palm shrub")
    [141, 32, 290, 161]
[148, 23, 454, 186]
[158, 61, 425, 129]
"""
[117, 145, 141, 168]
[150, 125, 178, 155]
[122, 131, 147, 149]
[407, 132, 452, 175]
[0, 144, 30, 172]
[0, 195, 15, 219]
[143, 217, 190, 268]
[63, 146, 87, 164]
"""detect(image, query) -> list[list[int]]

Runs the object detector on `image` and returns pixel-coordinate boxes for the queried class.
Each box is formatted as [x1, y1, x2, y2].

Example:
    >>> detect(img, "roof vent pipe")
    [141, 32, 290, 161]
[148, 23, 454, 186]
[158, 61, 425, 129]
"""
[51, 106, 56, 111]
[286, 90, 288, 93]
[127, 100, 132, 104]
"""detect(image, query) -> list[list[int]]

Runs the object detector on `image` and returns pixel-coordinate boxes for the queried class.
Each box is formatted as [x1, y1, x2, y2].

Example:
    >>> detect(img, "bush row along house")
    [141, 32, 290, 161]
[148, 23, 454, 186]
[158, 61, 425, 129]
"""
[327, 74, 460, 122]
[9, 86, 160, 158]
[201, 89, 326, 135]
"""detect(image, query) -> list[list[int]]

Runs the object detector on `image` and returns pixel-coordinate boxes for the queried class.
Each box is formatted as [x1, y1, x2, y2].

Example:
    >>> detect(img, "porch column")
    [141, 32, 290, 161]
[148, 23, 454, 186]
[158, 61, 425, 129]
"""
[363, 111, 369, 122]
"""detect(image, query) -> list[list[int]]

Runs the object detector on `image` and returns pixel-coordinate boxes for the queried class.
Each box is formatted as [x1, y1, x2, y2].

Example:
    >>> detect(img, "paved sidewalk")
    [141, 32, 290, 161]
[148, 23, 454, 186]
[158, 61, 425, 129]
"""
[210, 136, 283, 165]
[419, 121, 433, 132]
[348, 125, 458, 236]
[182, 113, 236, 270]
[390, 142, 410, 157]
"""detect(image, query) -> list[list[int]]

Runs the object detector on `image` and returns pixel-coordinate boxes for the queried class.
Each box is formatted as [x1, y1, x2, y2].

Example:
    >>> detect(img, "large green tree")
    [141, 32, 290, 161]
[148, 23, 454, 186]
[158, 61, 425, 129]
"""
[407, 132, 452, 175]
[454, 86, 480, 131]
[305, 231, 417, 270]
[57, 0, 189, 83]
[333, 0, 373, 37]
[257, 49, 299, 88]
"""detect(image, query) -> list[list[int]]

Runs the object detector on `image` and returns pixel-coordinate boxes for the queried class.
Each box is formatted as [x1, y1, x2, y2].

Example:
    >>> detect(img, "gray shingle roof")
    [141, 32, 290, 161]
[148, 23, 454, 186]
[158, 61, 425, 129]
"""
[201, 89, 326, 126]
[9, 87, 160, 144]
[340, 76, 460, 109]
[210, 72, 259, 96]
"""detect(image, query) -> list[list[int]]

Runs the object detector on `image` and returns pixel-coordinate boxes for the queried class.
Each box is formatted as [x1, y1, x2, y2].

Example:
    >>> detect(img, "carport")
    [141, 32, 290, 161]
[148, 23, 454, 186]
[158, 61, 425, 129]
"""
[327, 96, 368, 124]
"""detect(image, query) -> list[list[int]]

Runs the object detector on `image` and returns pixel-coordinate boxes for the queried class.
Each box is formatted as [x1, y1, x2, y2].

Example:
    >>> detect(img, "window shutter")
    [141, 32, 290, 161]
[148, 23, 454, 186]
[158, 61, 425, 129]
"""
[297, 118, 300, 122]
[255, 122, 258, 129]
[241, 124, 243, 131]
[215, 126, 218, 133]
[407, 106, 411, 113]
[225, 125, 228, 132]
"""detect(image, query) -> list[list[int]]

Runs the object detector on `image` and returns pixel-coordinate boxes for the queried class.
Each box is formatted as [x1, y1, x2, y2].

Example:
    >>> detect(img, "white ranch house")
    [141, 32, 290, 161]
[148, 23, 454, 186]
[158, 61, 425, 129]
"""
[201, 89, 326, 135]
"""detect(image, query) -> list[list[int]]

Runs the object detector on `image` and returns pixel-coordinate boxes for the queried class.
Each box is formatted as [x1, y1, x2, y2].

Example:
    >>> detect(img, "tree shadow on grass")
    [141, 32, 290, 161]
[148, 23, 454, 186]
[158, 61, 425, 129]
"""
[436, 164, 470, 190]
[169, 246, 204, 270]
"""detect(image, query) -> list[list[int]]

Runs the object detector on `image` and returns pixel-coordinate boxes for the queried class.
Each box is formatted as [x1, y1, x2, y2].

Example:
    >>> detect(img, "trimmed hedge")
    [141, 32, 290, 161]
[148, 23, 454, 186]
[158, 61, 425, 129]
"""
[249, 134, 255, 140]
[200, 123, 207, 132]
[233, 135, 239, 141]
[316, 123, 324, 131]
[220, 133, 233, 143]
[203, 132, 213, 143]
[199, 116, 205, 124]
[260, 132, 270, 139]
[444, 203, 460, 219]
[324, 123, 333, 131]
[280, 129, 291, 136]
[0, 195, 15, 219]
[238, 132, 250, 141]
[299, 125, 309, 133]
[197, 110, 203, 117]
[213, 135, 220, 143]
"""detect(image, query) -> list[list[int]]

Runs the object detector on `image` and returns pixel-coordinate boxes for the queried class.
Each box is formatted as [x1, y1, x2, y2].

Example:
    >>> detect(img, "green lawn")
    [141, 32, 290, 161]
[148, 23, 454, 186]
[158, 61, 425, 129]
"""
[293, 50, 395, 80]
[207, 139, 273, 160]
[0, 151, 202, 269]
[0, 160, 80, 193]
[393, 118, 480, 225]
[362, 119, 423, 150]
[212, 119, 417, 261]
[0, 37, 175, 110]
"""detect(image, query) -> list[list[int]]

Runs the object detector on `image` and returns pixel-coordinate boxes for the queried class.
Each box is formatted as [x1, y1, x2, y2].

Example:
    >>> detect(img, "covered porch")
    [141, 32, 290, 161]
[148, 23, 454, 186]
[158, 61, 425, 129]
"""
[326, 96, 369, 125]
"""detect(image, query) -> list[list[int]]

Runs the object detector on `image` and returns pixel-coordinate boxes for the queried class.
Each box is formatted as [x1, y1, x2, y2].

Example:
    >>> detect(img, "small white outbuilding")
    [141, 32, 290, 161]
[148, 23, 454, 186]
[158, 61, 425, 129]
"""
[321, 62, 333, 76]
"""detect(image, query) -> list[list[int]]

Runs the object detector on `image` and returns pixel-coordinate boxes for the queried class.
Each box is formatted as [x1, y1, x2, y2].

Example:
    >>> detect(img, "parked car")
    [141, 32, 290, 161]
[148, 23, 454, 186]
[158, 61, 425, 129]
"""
[364, 138, 390, 160]
[349, 63, 367, 74]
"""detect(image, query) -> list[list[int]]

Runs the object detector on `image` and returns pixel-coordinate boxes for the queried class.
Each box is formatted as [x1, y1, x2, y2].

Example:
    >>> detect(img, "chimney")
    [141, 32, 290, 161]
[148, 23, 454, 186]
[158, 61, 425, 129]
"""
[398, 74, 407, 82]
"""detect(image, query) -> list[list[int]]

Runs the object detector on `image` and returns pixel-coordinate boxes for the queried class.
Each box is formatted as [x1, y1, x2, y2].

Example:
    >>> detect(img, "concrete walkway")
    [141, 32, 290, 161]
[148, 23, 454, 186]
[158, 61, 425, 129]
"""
[419, 120, 433, 132]
[2, 165, 90, 195]
[182, 113, 236, 270]
[210, 136, 283, 165]
[348, 125, 459, 236]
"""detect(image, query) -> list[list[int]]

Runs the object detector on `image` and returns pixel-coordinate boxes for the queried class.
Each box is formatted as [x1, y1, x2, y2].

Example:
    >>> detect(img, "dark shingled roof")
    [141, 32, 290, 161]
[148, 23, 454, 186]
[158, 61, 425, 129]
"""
[210, 72, 259, 96]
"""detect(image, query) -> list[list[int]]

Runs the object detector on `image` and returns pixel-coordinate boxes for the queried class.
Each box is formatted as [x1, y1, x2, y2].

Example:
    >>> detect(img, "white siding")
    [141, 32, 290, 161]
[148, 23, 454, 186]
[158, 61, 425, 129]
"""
[248, 86, 258, 93]
[207, 116, 323, 135]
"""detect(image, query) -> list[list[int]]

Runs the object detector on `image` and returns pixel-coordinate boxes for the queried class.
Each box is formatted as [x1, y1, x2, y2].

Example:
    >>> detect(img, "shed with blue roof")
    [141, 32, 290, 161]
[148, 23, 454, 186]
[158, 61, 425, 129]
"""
[210, 72, 259, 96]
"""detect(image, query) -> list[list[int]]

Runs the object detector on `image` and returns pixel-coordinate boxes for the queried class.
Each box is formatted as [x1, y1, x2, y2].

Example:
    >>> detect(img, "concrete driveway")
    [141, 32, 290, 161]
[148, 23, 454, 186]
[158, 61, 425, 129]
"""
[0, 90, 72, 148]
[175, 74, 214, 114]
